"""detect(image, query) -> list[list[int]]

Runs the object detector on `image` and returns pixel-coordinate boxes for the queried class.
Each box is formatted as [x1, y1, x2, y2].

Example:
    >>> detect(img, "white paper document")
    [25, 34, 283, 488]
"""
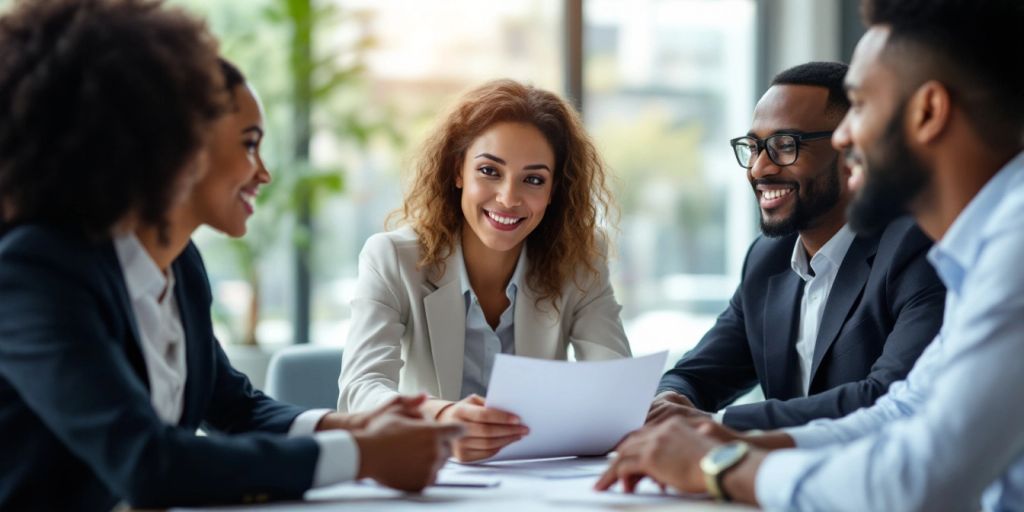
[482, 351, 667, 461]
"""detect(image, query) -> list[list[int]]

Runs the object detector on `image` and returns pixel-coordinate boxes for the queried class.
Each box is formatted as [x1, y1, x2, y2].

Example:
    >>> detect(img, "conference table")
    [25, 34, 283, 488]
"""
[170, 456, 758, 512]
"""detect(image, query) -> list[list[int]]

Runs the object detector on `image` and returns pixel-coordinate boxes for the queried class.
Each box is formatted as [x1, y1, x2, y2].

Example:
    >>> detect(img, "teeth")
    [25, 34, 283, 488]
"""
[487, 211, 521, 225]
[849, 165, 865, 190]
[239, 191, 255, 206]
[851, 164, 864, 179]
[763, 189, 793, 201]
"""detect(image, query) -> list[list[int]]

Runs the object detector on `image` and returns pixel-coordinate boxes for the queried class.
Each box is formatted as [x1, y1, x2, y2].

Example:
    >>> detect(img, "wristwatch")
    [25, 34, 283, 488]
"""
[699, 441, 750, 502]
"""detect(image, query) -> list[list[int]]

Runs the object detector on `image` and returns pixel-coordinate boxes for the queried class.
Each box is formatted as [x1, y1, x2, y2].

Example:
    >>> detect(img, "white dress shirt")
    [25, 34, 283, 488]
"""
[114, 234, 358, 487]
[755, 151, 1024, 511]
[710, 225, 856, 422]
[458, 243, 526, 398]
[114, 234, 188, 424]
[790, 224, 856, 395]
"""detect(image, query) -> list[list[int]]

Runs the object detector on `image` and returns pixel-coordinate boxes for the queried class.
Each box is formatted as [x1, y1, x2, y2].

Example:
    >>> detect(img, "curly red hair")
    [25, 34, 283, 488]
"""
[392, 79, 615, 306]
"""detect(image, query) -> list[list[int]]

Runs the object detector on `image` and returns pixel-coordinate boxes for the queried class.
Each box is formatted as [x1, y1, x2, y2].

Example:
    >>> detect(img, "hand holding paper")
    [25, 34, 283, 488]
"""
[437, 394, 529, 462]
[482, 351, 667, 461]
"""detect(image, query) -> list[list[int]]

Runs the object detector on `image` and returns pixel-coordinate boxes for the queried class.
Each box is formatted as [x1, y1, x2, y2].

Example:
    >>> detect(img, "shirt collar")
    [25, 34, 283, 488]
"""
[790, 224, 857, 282]
[113, 233, 171, 302]
[928, 150, 1024, 293]
[457, 241, 528, 301]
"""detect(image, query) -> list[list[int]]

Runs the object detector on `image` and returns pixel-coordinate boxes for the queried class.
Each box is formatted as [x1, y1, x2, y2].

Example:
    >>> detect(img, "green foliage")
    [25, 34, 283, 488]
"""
[595, 108, 705, 212]
[170, 0, 392, 343]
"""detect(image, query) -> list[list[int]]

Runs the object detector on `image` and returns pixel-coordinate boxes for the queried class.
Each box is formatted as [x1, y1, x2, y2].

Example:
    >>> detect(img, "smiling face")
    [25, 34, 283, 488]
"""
[747, 84, 849, 237]
[189, 84, 269, 237]
[834, 27, 931, 235]
[455, 121, 555, 254]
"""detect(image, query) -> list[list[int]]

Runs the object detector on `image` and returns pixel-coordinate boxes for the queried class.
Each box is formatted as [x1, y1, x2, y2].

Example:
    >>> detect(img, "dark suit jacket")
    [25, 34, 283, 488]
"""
[658, 216, 946, 430]
[0, 225, 319, 511]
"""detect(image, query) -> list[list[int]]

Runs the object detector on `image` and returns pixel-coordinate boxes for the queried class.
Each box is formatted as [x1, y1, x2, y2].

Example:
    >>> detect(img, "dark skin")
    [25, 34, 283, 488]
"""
[746, 84, 852, 256]
[600, 24, 1024, 505]
[647, 83, 851, 426]
[133, 83, 464, 492]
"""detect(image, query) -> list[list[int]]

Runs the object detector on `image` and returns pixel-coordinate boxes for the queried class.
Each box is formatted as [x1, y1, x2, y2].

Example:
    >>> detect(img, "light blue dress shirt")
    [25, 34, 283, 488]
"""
[457, 243, 527, 398]
[755, 150, 1024, 512]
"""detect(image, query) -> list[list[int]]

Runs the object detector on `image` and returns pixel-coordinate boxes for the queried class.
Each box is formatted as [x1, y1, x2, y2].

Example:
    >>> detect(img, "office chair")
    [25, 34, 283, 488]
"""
[264, 345, 344, 410]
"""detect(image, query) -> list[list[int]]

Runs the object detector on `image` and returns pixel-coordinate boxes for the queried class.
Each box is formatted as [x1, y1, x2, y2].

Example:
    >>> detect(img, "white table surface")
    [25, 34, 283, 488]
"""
[173, 456, 758, 512]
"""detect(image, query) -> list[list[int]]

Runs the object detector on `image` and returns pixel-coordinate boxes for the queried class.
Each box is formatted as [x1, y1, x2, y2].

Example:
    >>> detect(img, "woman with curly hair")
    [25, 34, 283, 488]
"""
[339, 79, 632, 461]
[0, 0, 455, 502]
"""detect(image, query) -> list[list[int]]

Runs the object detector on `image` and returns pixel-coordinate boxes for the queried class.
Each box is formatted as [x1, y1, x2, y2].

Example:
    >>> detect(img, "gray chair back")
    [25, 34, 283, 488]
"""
[264, 345, 344, 410]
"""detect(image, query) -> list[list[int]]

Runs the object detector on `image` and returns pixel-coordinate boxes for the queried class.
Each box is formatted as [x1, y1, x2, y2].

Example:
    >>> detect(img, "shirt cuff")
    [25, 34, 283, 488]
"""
[712, 410, 726, 423]
[782, 422, 840, 449]
[309, 430, 360, 487]
[289, 409, 333, 436]
[754, 448, 832, 510]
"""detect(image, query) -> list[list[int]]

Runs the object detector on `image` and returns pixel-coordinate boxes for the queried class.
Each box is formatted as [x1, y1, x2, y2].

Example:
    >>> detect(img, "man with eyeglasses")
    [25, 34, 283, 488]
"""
[601, 1, 1024, 508]
[646, 61, 945, 431]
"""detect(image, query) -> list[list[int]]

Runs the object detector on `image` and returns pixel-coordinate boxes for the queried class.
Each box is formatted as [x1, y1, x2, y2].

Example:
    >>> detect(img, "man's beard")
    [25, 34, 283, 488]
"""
[847, 103, 931, 236]
[759, 155, 842, 238]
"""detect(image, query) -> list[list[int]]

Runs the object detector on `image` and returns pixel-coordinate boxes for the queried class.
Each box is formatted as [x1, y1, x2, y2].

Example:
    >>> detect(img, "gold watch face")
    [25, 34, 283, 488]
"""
[703, 441, 749, 473]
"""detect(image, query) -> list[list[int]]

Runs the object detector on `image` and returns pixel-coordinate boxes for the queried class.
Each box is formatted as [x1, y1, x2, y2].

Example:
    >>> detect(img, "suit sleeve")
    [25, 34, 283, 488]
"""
[0, 239, 318, 508]
[656, 283, 760, 411]
[567, 238, 632, 360]
[337, 234, 406, 412]
[722, 228, 945, 430]
[177, 244, 307, 434]
[201, 342, 308, 434]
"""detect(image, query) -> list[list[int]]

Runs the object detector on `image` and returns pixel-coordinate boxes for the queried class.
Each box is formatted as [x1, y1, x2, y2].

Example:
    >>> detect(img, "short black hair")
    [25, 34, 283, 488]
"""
[0, 0, 226, 238]
[771, 61, 851, 121]
[863, 0, 1024, 148]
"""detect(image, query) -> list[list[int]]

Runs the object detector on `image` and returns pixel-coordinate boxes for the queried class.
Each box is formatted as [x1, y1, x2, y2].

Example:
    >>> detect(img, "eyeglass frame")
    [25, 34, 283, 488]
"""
[728, 131, 834, 169]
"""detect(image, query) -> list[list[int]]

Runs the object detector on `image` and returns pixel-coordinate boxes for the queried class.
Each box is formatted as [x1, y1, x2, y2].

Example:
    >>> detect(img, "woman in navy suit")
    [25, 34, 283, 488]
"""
[0, 2, 456, 509]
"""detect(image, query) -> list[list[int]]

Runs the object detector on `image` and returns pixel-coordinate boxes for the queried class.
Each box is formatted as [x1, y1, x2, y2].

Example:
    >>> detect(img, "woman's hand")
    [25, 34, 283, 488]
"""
[434, 394, 529, 462]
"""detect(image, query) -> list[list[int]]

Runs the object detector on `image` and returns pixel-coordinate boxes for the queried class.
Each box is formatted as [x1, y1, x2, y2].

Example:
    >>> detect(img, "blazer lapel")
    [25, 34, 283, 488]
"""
[809, 235, 877, 382]
[101, 243, 150, 388]
[763, 270, 805, 399]
[424, 252, 466, 401]
[172, 261, 205, 428]
[512, 253, 560, 360]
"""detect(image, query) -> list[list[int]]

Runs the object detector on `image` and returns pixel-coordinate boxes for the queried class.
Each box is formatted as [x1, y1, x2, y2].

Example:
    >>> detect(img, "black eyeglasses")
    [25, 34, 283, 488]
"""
[729, 131, 834, 169]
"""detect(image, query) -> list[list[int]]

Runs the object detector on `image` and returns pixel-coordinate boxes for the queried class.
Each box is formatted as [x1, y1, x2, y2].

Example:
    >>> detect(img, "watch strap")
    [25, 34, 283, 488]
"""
[700, 441, 750, 502]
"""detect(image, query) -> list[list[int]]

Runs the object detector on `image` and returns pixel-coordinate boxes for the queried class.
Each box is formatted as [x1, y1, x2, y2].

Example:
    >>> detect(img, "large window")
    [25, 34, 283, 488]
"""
[584, 0, 756, 358]
[175, 0, 758, 364]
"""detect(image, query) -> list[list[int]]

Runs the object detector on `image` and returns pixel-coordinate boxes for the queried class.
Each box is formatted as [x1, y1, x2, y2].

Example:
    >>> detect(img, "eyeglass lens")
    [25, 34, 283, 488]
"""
[734, 134, 798, 168]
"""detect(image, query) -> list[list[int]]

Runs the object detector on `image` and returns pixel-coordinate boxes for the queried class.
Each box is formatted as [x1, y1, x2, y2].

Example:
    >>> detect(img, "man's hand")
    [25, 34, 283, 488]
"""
[435, 394, 529, 462]
[687, 416, 797, 451]
[646, 391, 712, 425]
[352, 413, 464, 492]
[595, 417, 716, 494]
[316, 394, 426, 432]
[687, 416, 744, 443]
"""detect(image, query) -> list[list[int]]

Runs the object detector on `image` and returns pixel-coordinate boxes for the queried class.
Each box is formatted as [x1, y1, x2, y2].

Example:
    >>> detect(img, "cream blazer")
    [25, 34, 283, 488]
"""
[337, 226, 632, 412]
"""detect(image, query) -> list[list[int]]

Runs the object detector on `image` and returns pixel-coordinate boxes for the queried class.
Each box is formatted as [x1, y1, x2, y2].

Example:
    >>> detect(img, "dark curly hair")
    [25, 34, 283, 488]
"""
[862, 0, 1024, 149]
[0, 0, 226, 238]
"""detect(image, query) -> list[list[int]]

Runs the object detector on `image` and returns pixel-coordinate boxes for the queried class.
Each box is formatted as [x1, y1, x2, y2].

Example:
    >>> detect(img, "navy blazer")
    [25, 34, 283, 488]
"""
[0, 225, 319, 510]
[658, 216, 946, 430]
